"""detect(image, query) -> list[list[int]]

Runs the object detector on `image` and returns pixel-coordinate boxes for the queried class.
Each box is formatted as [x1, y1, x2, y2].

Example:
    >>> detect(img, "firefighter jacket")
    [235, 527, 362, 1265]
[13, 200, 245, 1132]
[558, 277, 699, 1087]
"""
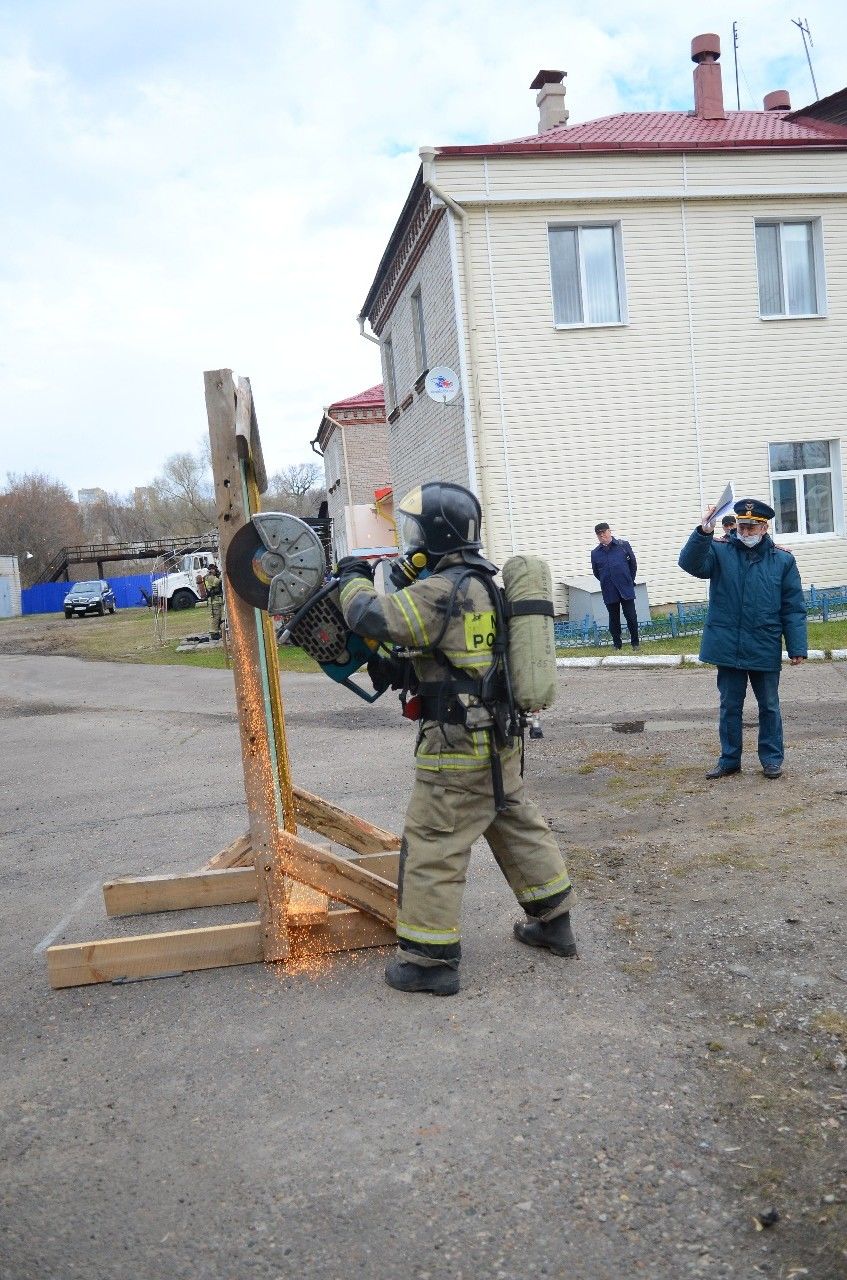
[339, 552, 519, 780]
[204, 570, 223, 599]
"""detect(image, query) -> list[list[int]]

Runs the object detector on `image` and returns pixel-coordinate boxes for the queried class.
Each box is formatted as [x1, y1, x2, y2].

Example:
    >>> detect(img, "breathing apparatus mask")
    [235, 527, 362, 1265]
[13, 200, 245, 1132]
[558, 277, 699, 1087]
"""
[390, 483, 483, 589]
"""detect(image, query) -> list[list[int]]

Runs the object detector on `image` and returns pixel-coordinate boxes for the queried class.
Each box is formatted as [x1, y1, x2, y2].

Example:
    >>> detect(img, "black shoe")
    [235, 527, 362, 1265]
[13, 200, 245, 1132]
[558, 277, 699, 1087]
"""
[612, 642, 623, 650]
[631, 643, 640, 650]
[513, 912, 578, 958]
[706, 765, 741, 779]
[384, 956, 459, 996]
[762, 764, 783, 779]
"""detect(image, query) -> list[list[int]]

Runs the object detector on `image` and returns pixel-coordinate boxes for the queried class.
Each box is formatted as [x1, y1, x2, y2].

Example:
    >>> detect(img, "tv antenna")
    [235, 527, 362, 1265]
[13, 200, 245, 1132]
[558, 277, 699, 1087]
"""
[791, 18, 820, 101]
[732, 21, 740, 111]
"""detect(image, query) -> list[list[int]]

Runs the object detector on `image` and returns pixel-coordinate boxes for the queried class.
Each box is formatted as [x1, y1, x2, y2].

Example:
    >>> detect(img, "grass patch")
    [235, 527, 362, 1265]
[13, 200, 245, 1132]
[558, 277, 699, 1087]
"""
[579, 750, 664, 772]
[812, 1009, 847, 1048]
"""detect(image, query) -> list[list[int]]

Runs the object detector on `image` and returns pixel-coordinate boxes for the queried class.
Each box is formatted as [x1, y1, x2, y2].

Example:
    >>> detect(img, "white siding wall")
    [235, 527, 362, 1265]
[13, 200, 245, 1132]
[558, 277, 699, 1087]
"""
[378, 213, 469, 505]
[429, 150, 847, 608]
[0, 555, 22, 616]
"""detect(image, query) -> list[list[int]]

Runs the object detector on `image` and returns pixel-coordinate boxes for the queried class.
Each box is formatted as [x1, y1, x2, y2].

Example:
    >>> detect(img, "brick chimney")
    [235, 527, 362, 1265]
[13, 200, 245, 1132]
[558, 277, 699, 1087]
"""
[691, 34, 726, 120]
[531, 70, 568, 133]
[763, 89, 791, 111]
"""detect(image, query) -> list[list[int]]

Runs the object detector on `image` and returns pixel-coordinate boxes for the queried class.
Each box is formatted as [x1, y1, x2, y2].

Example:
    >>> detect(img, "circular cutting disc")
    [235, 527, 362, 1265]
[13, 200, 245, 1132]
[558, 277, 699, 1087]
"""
[225, 515, 325, 612]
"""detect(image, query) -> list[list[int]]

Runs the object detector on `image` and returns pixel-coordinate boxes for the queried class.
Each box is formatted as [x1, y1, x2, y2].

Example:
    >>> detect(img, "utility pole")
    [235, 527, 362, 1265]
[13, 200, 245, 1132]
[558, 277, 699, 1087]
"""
[792, 18, 820, 101]
[732, 21, 740, 110]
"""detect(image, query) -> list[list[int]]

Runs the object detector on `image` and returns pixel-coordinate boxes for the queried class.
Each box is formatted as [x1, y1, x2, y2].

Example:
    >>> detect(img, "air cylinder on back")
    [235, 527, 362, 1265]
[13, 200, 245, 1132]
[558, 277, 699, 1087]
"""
[502, 555, 557, 712]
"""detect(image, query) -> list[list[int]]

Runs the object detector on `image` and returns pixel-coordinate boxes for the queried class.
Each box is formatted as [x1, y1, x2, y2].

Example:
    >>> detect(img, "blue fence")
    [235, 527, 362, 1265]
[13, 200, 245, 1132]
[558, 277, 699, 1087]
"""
[22, 573, 154, 616]
[555, 584, 847, 650]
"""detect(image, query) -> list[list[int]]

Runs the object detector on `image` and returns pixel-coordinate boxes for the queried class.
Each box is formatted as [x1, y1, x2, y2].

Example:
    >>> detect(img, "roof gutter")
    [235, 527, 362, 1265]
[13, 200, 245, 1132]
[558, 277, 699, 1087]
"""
[418, 145, 492, 541]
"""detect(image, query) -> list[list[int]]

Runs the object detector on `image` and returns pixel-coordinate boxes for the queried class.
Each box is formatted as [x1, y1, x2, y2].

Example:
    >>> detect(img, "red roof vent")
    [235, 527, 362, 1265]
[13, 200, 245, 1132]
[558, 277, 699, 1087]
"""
[763, 89, 791, 112]
[691, 32, 726, 121]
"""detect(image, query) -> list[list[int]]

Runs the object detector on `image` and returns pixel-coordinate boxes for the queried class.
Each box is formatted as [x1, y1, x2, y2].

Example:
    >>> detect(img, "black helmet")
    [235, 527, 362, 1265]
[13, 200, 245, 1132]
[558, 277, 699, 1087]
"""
[397, 482, 482, 563]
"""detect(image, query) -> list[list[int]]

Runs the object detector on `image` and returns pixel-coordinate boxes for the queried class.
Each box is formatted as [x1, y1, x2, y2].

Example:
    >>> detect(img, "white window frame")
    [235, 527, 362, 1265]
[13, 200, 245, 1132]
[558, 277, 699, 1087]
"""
[547, 220, 628, 329]
[767, 438, 843, 541]
[754, 218, 827, 321]
[382, 334, 398, 411]
[411, 286, 428, 374]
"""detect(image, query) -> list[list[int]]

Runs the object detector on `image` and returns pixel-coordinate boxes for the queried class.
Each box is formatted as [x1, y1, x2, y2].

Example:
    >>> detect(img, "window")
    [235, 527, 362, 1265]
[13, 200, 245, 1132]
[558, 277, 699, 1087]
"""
[755, 220, 824, 318]
[548, 223, 625, 326]
[383, 335, 397, 410]
[769, 440, 839, 536]
[411, 287, 428, 374]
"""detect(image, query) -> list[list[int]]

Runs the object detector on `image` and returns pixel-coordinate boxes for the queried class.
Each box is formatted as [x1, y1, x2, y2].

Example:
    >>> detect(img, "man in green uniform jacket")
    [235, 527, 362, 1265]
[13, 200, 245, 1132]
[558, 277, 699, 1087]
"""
[678, 497, 807, 779]
[337, 482, 576, 996]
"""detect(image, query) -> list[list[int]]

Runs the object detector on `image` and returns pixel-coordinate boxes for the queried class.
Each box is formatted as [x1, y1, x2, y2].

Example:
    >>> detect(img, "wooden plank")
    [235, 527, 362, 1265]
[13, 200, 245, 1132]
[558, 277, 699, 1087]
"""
[47, 922, 264, 989]
[204, 831, 252, 870]
[103, 868, 258, 917]
[235, 374, 267, 495]
[289, 907, 395, 954]
[272, 831, 397, 926]
[47, 905, 393, 988]
[205, 368, 289, 962]
[293, 786, 401, 854]
[351, 851, 400, 884]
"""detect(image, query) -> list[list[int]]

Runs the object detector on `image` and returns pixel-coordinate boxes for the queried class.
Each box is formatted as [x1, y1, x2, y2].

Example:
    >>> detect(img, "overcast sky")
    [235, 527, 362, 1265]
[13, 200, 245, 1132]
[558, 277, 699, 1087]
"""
[1, 0, 843, 496]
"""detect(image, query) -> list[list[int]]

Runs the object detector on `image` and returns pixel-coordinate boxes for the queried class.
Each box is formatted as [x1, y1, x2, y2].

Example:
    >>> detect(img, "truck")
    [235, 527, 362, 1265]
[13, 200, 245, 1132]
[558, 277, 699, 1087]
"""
[151, 549, 218, 610]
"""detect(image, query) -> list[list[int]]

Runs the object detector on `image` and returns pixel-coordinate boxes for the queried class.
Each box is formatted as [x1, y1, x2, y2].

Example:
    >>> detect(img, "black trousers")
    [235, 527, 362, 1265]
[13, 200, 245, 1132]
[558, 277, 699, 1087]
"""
[607, 598, 639, 647]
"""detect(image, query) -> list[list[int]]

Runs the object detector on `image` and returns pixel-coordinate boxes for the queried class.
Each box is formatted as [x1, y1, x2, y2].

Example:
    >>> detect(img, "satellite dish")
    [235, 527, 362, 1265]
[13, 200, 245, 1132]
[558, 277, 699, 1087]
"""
[424, 366, 461, 404]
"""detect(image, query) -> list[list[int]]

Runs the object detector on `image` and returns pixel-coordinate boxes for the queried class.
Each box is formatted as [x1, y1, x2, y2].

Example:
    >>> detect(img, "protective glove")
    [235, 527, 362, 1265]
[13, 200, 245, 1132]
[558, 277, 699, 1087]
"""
[335, 557, 375, 586]
[367, 651, 410, 695]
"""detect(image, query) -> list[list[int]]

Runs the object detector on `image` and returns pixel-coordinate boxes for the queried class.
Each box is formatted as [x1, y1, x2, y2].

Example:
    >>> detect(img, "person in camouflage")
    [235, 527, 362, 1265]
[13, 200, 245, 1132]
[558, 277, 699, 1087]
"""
[204, 563, 224, 640]
[337, 482, 576, 997]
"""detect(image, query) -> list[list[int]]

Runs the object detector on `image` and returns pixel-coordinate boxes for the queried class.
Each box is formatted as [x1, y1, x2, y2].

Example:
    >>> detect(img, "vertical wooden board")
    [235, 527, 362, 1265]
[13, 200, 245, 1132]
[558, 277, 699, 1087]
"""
[204, 369, 289, 962]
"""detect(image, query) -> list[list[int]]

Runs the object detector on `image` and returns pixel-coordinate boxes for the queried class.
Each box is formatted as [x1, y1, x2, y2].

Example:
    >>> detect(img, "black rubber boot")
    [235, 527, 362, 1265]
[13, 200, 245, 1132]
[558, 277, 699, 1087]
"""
[384, 955, 460, 996]
[514, 912, 578, 958]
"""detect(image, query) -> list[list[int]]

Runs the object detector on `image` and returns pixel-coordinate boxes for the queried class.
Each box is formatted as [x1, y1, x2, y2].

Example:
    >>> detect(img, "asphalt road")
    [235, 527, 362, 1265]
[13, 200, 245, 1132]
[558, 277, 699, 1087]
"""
[1, 655, 844, 1280]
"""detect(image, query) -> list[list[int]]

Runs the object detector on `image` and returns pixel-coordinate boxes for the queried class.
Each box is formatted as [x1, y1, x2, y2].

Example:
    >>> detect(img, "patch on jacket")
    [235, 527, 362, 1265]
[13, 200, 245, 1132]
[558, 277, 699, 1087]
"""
[464, 610, 495, 651]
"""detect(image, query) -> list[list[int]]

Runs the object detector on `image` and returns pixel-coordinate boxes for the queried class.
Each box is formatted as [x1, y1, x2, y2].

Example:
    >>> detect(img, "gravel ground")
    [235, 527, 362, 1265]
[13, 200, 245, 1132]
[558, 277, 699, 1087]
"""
[0, 654, 845, 1280]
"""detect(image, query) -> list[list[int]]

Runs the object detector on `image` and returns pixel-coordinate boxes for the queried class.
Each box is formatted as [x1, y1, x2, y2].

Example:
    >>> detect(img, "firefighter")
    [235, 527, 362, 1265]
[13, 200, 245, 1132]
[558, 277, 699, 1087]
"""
[337, 482, 576, 997]
[204, 562, 224, 640]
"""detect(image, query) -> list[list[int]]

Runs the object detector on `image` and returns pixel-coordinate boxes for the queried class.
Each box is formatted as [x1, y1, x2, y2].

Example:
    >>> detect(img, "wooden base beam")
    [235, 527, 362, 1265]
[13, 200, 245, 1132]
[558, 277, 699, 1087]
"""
[275, 831, 397, 926]
[104, 868, 259, 916]
[47, 909, 393, 989]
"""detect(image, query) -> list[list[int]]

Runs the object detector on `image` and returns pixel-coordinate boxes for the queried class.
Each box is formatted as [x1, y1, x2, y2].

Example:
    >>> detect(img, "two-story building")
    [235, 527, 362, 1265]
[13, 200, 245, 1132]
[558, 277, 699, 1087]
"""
[312, 384, 396, 560]
[358, 33, 847, 609]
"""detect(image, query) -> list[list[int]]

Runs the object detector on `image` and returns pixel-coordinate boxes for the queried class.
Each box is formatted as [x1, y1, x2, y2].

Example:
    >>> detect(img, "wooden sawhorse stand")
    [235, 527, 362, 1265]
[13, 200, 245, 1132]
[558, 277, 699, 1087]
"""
[47, 371, 399, 989]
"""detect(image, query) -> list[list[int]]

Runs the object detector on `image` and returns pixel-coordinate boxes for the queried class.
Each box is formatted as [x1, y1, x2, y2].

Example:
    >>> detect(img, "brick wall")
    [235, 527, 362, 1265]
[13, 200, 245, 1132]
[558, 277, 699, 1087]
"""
[378, 214, 469, 502]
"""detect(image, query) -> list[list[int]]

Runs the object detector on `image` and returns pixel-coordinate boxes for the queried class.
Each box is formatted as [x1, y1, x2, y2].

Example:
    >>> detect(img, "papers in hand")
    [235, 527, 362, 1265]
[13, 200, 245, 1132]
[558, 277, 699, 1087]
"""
[711, 481, 734, 524]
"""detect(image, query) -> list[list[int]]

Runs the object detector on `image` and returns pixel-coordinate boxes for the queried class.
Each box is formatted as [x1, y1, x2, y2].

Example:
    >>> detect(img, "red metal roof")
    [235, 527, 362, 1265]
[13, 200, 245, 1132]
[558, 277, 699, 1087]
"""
[436, 108, 847, 156]
[328, 384, 385, 412]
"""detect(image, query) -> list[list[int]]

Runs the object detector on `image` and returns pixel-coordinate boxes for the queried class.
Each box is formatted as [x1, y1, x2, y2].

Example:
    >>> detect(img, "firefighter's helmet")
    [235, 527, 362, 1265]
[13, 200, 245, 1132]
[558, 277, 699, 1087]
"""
[397, 483, 482, 564]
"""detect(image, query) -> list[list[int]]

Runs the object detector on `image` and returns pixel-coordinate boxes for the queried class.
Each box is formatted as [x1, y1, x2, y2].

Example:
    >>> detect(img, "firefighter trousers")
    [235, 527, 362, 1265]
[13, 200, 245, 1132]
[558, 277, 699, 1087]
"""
[396, 751, 573, 965]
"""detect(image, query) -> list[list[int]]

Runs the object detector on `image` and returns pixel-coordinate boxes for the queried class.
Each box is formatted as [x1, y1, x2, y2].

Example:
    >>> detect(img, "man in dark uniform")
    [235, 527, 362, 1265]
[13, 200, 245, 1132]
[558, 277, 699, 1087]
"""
[336, 482, 576, 997]
[719, 514, 737, 540]
[679, 498, 807, 780]
[590, 523, 639, 649]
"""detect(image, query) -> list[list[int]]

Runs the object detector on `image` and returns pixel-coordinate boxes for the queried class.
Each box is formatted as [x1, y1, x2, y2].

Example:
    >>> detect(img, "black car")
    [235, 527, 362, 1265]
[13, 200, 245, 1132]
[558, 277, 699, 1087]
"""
[63, 580, 117, 619]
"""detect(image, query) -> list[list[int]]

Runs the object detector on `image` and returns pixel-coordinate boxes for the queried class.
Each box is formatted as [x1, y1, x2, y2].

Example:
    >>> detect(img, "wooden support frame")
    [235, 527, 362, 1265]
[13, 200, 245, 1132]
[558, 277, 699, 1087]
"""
[45, 370, 399, 990]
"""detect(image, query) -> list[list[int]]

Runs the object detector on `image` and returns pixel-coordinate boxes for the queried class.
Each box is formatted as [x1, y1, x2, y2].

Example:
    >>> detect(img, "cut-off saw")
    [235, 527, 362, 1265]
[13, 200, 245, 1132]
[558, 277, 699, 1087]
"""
[225, 513, 383, 702]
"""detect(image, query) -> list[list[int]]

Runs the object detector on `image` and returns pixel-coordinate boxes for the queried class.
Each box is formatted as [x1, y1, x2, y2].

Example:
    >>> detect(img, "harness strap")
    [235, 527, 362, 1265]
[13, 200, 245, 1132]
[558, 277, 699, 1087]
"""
[504, 598, 553, 618]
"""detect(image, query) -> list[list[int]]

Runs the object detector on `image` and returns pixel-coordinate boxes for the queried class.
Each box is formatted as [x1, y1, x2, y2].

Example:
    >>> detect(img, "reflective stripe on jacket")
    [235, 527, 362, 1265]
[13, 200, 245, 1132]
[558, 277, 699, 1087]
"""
[340, 552, 519, 777]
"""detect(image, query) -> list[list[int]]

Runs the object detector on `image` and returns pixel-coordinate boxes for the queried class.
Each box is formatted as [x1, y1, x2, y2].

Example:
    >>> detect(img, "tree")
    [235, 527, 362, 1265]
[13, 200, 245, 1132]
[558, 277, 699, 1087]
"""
[264, 463, 326, 517]
[149, 451, 216, 535]
[0, 473, 85, 587]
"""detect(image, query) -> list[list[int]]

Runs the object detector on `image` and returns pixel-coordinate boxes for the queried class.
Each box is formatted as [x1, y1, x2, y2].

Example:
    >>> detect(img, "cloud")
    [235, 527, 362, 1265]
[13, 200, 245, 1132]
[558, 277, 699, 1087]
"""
[0, 0, 844, 492]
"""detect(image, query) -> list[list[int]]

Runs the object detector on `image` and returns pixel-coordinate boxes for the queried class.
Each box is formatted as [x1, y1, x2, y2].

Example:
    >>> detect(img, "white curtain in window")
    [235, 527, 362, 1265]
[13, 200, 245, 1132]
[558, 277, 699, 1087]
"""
[772, 477, 799, 534]
[783, 222, 817, 315]
[756, 224, 783, 316]
[804, 473, 833, 533]
[582, 226, 620, 324]
[549, 228, 582, 325]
